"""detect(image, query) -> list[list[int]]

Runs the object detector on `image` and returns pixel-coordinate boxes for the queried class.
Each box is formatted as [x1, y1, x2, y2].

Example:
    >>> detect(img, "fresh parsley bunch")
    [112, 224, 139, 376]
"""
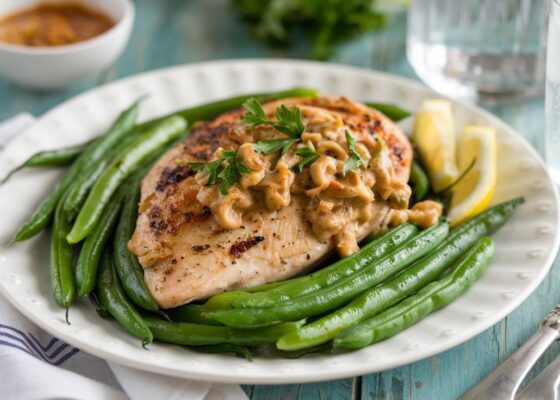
[230, 0, 387, 59]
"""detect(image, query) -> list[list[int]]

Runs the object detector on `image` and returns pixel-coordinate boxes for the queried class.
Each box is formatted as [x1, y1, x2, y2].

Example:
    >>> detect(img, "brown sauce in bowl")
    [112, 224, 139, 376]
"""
[0, 2, 114, 47]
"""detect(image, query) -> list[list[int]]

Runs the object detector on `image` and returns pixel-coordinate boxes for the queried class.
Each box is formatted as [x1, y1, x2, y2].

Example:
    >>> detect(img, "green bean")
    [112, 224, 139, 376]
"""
[1, 139, 94, 184]
[96, 249, 153, 343]
[75, 199, 122, 297]
[63, 159, 111, 218]
[246, 281, 293, 293]
[203, 277, 312, 310]
[205, 222, 449, 328]
[77, 99, 142, 171]
[137, 87, 318, 131]
[20, 140, 93, 167]
[67, 116, 186, 244]
[276, 197, 522, 350]
[410, 161, 429, 202]
[202, 278, 300, 310]
[50, 190, 76, 309]
[15, 101, 141, 241]
[144, 317, 303, 346]
[62, 135, 138, 217]
[450, 197, 524, 234]
[167, 304, 223, 326]
[231, 223, 420, 309]
[364, 102, 411, 122]
[113, 188, 159, 311]
[203, 292, 251, 310]
[334, 237, 495, 349]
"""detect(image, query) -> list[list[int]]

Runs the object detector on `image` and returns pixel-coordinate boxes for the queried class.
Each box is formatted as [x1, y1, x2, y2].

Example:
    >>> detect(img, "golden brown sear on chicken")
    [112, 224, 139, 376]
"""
[128, 96, 434, 309]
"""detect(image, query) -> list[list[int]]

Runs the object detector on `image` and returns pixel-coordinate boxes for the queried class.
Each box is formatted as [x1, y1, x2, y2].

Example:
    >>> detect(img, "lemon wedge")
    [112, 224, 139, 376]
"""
[447, 125, 497, 227]
[413, 99, 459, 192]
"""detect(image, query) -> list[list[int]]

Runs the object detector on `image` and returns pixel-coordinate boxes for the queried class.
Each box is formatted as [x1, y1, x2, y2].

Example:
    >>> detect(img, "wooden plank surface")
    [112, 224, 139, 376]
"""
[0, 1, 557, 399]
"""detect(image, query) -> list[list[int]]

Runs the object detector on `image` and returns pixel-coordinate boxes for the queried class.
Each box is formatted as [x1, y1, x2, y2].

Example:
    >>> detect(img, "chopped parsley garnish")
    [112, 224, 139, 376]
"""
[294, 147, 321, 172]
[243, 100, 366, 176]
[343, 130, 366, 175]
[188, 149, 251, 195]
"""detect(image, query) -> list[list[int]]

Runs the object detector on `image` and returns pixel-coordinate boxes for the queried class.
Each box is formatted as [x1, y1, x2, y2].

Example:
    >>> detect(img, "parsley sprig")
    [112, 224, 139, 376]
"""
[243, 98, 305, 139]
[274, 104, 305, 138]
[253, 138, 298, 156]
[294, 147, 321, 172]
[243, 98, 306, 159]
[343, 130, 366, 175]
[189, 149, 251, 195]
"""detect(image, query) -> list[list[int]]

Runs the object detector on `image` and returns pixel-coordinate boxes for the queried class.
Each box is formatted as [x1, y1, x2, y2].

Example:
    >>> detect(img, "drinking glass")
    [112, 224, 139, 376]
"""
[546, 0, 560, 184]
[407, 0, 548, 104]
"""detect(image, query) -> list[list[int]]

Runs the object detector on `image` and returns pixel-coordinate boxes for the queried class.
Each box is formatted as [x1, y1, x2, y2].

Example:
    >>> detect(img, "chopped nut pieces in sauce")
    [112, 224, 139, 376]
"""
[0, 3, 114, 47]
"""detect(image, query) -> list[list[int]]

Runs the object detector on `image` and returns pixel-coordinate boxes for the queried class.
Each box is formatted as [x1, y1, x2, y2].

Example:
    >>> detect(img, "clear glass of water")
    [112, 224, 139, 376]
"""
[546, 0, 560, 184]
[407, 0, 548, 104]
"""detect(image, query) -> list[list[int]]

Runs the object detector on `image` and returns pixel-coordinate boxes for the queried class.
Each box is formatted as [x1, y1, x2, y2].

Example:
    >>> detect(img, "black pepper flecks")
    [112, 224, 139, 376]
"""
[192, 244, 211, 252]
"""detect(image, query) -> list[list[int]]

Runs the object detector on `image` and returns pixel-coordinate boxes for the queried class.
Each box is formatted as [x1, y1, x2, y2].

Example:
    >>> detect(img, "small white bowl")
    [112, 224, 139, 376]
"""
[0, 0, 134, 90]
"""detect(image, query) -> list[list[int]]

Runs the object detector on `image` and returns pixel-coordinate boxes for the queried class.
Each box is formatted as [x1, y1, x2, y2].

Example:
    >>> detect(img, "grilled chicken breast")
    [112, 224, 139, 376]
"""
[129, 96, 413, 308]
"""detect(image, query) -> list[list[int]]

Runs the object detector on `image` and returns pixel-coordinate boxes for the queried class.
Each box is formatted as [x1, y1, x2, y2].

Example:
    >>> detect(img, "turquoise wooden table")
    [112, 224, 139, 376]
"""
[0, 1, 557, 399]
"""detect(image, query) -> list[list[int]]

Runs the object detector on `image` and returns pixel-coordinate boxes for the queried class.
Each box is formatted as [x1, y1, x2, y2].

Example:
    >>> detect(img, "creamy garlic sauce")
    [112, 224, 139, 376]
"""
[193, 104, 440, 257]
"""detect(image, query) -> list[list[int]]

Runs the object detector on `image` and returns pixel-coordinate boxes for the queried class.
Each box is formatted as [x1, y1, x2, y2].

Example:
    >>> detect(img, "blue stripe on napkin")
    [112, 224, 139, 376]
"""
[0, 323, 79, 365]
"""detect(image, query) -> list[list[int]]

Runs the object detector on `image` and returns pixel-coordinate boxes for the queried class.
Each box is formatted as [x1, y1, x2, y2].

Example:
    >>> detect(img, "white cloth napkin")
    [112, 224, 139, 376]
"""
[0, 114, 248, 400]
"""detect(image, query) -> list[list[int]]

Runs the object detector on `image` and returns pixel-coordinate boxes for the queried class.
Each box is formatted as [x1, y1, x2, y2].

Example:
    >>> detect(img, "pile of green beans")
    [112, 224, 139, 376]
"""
[202, 198, 519, 352]
[334, 237, 496, 348]
[276, 198, 522, 350]
[12, 88, 330, 352]
[14, 100, 143, 242]
[97, 249, 153, 343]
[11, 87, 523, 357]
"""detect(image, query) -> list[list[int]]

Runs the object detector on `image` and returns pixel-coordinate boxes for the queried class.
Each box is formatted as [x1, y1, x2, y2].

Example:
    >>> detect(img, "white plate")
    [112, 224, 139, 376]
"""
[0, 60, 558, 384]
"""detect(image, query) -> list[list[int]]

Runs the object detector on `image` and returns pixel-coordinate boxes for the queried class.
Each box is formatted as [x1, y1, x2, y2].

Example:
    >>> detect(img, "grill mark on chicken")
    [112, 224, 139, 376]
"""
[230, 235, 265, 258]
[148, 203, 212, 237]
[155, 164, 195, 192]
[184, 207, 212, 224]
[185, 123, 232, 158]
[148, 206, 168, 235]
